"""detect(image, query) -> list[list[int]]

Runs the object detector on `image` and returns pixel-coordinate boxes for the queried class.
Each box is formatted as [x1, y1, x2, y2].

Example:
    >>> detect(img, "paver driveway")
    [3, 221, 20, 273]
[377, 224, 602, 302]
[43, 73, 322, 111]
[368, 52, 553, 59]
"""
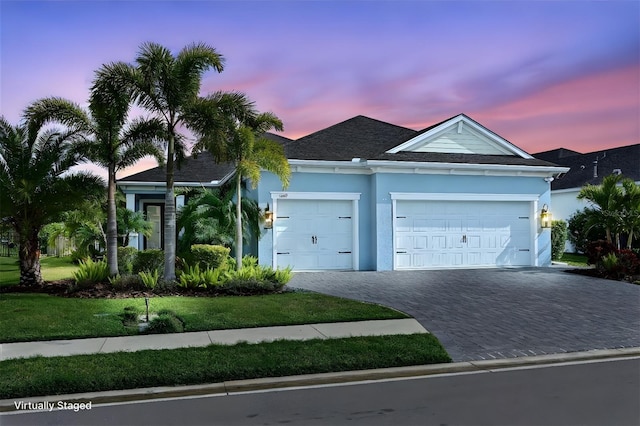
[289, 267, 640, 361]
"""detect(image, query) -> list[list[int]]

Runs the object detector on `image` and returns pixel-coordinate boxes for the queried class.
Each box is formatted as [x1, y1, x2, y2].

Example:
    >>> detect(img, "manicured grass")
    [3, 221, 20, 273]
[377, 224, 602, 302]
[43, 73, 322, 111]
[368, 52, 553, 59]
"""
[0, 334, 451, 399]
[0, 292, 408, 343]
[560, 252, 589, 267]
[0, 256, 78, 287]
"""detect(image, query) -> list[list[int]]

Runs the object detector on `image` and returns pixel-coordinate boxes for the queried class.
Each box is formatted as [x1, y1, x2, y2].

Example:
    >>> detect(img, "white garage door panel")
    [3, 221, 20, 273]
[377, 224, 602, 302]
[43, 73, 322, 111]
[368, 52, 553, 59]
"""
[395, 200, 532, 269]
[275, 199, 354, 270]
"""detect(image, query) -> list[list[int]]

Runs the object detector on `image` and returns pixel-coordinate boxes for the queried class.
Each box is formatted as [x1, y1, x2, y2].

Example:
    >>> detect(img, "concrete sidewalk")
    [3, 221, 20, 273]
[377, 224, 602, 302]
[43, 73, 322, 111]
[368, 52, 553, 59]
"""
[0, 318, 427, 361]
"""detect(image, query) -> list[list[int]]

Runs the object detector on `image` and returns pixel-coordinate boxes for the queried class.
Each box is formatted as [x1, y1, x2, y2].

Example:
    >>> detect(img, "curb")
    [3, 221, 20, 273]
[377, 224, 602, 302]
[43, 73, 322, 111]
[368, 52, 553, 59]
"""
[2, 347, 639, 413]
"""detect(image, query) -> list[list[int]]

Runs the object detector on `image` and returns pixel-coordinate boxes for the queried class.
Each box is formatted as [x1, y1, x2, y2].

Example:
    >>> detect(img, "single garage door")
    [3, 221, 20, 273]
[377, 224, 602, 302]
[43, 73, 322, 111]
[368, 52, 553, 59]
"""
[275, 199, 354, 270]
[395, 200, 532, 269]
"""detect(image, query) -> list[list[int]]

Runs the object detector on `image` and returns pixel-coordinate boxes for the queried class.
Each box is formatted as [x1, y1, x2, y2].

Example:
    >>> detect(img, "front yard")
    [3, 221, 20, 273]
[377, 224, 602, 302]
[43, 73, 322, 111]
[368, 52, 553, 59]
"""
[0, 292, 408, 343]
[0, 255, 451, 399]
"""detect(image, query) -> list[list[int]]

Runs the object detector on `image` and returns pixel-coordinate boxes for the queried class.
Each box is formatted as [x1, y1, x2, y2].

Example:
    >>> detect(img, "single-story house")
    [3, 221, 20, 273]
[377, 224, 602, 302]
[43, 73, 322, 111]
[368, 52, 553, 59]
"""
[118, 114, 569, 271]
[533, 143, 640, 251]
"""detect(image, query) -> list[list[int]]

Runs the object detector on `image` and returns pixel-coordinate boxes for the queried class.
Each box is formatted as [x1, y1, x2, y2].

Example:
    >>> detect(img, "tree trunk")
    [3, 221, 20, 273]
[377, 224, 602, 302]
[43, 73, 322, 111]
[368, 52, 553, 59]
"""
[235, 175, 243, 271]
[163, 131, 176, 281]
[18, 228, 43, 287]
[106, 164, 119, 276]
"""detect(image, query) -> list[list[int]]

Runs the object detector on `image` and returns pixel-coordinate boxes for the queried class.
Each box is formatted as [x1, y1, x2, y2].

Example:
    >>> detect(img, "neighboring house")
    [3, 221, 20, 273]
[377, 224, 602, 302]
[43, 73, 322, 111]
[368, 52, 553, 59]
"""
[534, 144, 640, 251]
[118, 114, 568, 271]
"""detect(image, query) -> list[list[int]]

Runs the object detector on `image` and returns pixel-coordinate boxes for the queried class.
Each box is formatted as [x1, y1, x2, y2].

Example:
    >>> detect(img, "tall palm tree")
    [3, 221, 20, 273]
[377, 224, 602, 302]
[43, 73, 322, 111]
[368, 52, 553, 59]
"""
[193, 111, 290, 269]
[126, 42, 225, 281]
[0, 109, 104, 286]
[25, 66, 166, 276]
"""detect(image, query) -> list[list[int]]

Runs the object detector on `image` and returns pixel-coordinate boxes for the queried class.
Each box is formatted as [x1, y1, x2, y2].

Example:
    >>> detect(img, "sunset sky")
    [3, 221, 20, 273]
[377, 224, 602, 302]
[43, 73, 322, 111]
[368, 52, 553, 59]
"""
[1, 1, 638, 179]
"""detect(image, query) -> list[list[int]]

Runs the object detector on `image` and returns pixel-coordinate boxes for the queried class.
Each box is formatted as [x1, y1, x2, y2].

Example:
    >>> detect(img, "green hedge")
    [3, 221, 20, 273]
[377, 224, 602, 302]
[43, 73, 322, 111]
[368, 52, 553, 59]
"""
[191, 244, 230, 270]
[132, 249, 164, 274]
[551, 220, 568, 261]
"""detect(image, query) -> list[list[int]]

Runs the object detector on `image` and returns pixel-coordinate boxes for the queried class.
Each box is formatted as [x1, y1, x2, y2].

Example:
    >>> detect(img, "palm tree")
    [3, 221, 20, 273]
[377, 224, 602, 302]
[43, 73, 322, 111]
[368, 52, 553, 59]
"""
[24, 66, 166, 276]
[176, 187, 261, 255]
[0, 109, 104, 286]
[578, 174, 624, 246]
[126, 42, 225, 281]
[619, 178, 640, 249]
[193, 111, 290, 269]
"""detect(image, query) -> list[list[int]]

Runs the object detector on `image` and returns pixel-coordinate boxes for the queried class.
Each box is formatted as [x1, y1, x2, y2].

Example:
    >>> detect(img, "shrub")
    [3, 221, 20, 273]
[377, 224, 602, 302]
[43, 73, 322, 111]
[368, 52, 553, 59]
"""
[567, 208, 607, 254]
[132, 249, 164, 274]
[617, 249, 640, 277]
[191, 244, 230, 270]
[146, 311, 184, 334]
[585, 240, 617, 265]
[600, 252, 621, 278]
[122, 306, 140, 326]
[551, 220, 568, 261]
[108, 273, 143, 291]
[72, 258, 109, 288]
[117, 247, 137, 274]
[139, 269, 160, 289]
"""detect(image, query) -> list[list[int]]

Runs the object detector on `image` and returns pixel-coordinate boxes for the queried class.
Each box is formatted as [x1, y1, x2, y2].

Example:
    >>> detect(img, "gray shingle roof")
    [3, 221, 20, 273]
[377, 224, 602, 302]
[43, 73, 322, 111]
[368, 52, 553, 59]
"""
[285, 115, 417, 161]
[286, 114, 558, 167]
[533, 144, 640, 190]
[118, 132, 292, 184]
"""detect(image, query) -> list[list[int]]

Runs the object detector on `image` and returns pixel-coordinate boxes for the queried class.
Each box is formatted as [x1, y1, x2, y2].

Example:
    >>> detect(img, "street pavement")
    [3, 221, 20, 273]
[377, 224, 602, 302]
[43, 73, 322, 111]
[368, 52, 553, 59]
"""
[3, 357, 638, 425]
[289, 267, 640, 361]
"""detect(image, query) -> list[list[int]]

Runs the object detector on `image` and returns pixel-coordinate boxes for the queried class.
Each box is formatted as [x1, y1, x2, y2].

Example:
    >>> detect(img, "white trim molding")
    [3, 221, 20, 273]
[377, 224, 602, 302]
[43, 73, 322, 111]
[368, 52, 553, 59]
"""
[390, 192, 540, 201]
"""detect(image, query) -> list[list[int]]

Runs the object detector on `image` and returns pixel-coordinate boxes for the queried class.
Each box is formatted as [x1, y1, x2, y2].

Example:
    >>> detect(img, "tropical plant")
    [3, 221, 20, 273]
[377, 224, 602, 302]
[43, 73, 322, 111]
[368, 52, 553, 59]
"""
[124, 41, 226, 281]
[176, 188, 261, 255]
[117, 207, 153, 247]
[138, 269, 160, 289]
[25, 65, 166, 276]
[73, 258, 110, 288]
[0, 106, 104, 286]
[578, 175, 640, 249]
[619, 179, 640, 249]
[191, 110, 290, 270]
[578, 174, 623, 246]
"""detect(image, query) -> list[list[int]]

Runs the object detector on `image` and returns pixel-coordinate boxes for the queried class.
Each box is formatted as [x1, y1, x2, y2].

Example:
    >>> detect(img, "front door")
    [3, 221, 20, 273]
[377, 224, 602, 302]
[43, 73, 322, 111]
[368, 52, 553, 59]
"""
[144, 203, 164, 250]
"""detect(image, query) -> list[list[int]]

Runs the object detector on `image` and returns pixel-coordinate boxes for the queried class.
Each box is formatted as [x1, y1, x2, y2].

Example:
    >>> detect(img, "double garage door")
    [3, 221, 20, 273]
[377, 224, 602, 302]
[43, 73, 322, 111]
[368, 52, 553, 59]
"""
[275, 199, 354, 270]
[395, 200, 533, 269]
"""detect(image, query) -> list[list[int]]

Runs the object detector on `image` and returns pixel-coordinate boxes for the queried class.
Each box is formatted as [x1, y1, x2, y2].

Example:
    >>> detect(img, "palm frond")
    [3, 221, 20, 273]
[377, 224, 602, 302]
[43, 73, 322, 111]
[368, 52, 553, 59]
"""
[23, 97, 91, 141]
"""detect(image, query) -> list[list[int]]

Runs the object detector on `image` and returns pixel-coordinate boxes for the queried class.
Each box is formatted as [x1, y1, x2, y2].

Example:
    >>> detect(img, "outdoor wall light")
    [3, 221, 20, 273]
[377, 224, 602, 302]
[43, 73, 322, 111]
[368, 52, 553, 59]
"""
[540, 204, 552, 228]
[264, 204, 274, 229]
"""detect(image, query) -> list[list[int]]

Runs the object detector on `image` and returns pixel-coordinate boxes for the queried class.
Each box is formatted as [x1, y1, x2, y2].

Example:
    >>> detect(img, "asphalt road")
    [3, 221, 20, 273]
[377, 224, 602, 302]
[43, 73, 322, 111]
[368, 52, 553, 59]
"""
[3, 358, 639, 426]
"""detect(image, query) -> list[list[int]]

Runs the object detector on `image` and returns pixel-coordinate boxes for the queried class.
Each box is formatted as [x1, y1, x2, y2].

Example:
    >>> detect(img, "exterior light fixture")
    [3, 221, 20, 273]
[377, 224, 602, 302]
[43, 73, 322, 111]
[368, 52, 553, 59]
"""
[540, 204, 552, 228]
[264, 203, 273, 229]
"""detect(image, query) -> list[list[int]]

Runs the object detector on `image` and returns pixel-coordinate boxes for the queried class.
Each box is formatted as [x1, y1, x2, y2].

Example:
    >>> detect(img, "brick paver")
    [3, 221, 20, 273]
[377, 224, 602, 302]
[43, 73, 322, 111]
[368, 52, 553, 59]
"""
[289, 267, 640, 362]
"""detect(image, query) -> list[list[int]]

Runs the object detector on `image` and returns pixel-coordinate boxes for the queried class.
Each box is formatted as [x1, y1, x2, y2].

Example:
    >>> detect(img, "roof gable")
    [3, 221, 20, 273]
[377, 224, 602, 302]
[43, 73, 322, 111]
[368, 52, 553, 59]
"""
[386, 114, 533, 159]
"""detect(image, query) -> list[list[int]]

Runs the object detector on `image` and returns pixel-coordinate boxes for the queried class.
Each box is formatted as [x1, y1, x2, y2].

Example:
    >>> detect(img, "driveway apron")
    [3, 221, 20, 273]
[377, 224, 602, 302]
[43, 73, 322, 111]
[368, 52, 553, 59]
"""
[289, 268, 640, 362]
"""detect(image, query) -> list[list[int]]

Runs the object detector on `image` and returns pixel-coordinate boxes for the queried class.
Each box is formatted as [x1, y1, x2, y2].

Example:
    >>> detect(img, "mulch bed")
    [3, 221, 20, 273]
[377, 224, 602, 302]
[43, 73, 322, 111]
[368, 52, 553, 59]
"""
[1, 280, 287, 299]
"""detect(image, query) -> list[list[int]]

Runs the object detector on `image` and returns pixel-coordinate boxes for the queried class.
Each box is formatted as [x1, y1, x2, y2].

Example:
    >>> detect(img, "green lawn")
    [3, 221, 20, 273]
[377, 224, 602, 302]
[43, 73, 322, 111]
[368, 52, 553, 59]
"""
[0, 292, 408, 343]
[0, 334, 450, 399]
[0, 255, 78, 287]
[560, 252, 589, 267]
